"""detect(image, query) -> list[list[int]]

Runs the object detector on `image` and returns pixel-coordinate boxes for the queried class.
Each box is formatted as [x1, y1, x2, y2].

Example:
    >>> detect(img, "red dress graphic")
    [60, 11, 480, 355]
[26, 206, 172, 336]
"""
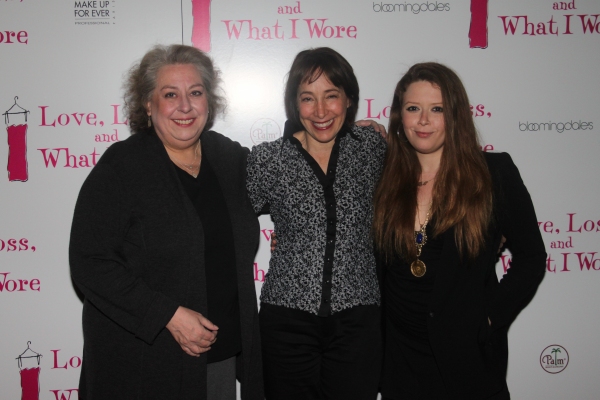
[17, 342, 43, 400]
[4, 97, 30, 182]
[7, 124, 28, 181]
[191, 0, 212, 52]
[20, 367, 41, 400]
[469, 0, 489, 48]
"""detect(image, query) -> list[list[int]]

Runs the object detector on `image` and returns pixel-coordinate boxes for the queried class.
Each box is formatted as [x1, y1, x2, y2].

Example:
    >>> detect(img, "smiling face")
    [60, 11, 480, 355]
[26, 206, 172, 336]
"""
[147, 63, 208, 151]
[297, 73, 350, 147]
[401, 80, 446, 160]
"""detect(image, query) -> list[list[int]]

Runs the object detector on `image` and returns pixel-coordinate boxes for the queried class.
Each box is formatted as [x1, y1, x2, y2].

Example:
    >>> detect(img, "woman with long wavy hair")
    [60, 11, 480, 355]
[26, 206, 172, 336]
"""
[373, 62, 546, 399]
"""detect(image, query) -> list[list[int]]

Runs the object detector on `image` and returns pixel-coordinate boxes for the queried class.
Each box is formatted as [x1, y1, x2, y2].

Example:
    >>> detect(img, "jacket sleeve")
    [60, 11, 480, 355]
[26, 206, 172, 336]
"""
[69, 162, 179, 344]
[487, 152, 547, 330]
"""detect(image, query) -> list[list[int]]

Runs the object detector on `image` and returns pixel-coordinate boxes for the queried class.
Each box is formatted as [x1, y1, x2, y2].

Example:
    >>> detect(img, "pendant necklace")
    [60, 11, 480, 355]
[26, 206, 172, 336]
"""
[411, 204, 431, 278]
[171, 141, 201, 178]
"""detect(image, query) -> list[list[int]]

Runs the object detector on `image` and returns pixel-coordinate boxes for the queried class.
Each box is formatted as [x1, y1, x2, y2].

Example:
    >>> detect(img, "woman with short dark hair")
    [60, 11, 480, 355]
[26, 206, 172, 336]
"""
[247, 47, 386, 399]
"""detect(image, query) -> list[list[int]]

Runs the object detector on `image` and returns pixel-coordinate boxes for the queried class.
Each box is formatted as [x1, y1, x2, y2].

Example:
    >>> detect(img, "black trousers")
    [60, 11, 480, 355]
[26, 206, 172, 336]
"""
[259, 303, 382, 400]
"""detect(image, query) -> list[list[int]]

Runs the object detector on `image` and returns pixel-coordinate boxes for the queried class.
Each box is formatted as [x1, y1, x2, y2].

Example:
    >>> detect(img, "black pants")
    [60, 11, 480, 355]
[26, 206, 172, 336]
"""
[259, 303, 382, 400]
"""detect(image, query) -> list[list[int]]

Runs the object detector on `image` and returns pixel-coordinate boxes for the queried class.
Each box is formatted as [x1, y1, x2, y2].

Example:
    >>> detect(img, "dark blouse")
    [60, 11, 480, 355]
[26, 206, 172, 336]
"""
[385, 221, 443, 340]
[175, 158, 241, 363]
[383, 221, 448, 398]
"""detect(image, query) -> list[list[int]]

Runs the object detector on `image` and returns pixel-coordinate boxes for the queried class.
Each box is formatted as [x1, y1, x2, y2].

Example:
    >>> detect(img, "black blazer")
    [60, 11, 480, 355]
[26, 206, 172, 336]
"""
[391, 152, 546, 399]
[69, 131, 263, 399]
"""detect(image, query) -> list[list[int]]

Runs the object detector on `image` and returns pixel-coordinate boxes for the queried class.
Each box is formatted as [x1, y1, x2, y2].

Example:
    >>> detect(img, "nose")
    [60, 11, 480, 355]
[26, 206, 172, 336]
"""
[315, 100, 326, 119]
[418, 110, 429, 125]
[178, 95, 192, 113]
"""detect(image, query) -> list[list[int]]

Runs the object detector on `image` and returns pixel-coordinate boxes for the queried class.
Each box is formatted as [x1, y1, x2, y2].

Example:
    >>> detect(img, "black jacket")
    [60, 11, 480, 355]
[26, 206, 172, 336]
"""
[69, 131, 263, 399]
[384, 152, 546, 399]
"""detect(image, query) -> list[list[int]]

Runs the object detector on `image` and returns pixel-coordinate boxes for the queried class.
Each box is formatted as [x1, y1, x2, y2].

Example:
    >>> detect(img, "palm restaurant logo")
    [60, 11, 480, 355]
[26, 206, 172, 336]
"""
[540, 344, 569, 374]
[250, 118, 281, 145]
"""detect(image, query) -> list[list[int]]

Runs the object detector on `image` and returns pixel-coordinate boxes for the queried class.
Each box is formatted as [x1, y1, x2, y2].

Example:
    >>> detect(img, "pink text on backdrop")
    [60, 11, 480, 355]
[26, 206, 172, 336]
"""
[0, 272, 40, 292]
[38, 148, 101, 168]
[51, 350, 81, 370]
[39, 106, 102, 128]
[545, 252, 600, 272]
[254, 263, 265, 282]
[95, 129, 120, 142]
[0, 30, 28, 44]
[0, 238, 35, 252]
[261, 229, 274, 241]
[111, 104, 128, 125]
[567, 213, 600, 232]
[364, 99, 491, 119]
[278, 1, 302, 14]
[498, 14, 600, 35]
[49, 389, 79, 400]
[222, 18, 357, 40]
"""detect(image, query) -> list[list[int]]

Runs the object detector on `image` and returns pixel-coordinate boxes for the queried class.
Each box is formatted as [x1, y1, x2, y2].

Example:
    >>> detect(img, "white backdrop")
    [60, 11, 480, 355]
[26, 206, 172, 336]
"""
[1, 0, 599, 399]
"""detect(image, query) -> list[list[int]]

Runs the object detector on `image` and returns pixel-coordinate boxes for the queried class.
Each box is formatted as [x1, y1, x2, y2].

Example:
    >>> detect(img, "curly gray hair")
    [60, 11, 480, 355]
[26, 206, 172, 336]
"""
[123, 44, 225, 134]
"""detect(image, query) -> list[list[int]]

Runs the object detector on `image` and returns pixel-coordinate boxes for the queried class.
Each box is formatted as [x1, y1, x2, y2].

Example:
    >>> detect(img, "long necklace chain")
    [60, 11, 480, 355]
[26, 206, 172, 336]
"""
[411, 203, 432, 278]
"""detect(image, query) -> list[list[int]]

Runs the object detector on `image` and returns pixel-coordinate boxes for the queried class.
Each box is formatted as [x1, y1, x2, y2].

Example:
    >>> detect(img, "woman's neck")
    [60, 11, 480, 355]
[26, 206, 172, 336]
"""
[294, 130, 335, 173]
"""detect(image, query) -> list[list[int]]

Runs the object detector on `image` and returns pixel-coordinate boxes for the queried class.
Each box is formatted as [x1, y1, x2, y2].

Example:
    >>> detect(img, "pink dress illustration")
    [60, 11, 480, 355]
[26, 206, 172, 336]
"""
[4, 97, 30, 182]
[469, 0, 489, 48]
[191, 0, 212, 52]
[16, 342, 43, 400]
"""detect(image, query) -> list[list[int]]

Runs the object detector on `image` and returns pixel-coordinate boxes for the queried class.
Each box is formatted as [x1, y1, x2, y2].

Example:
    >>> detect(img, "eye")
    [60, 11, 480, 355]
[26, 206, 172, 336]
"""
[300, 96, 313, 103]
[405, 105, 418, 112]
[164, 92, 176, 98]
[432, 106, 444, 113]
[326, 94, 339, 99]
[191, 90, 204, 97]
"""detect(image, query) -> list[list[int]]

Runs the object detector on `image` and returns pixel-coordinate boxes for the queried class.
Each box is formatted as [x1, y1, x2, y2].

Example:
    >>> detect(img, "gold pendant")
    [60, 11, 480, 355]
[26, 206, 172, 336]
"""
[410, 259, 426, 277]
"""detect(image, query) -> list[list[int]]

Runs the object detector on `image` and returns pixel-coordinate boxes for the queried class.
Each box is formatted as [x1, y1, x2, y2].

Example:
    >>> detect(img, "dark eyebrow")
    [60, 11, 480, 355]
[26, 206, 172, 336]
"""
[298, 88, 341, 97]
[159, 83, 205, 91]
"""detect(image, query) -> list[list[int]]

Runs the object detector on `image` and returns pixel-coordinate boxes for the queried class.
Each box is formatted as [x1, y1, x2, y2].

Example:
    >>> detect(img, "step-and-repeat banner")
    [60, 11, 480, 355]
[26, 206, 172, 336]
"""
[1, 1, 598, 398]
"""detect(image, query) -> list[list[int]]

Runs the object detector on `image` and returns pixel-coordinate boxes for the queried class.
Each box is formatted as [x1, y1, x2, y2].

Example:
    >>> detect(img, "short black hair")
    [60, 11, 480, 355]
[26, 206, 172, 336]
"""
[284, 47, 359, 128]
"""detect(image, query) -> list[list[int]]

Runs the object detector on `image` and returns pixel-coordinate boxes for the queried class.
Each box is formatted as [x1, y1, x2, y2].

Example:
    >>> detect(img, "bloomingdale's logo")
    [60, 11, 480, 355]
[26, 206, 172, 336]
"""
[540, 344, 569, 374]
[372, 2, 451, 14]
[371, 0, 488, 48]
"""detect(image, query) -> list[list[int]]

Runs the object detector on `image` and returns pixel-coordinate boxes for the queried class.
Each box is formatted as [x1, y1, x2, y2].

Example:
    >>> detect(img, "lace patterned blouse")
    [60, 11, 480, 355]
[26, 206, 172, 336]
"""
[246, 122, 386, 316]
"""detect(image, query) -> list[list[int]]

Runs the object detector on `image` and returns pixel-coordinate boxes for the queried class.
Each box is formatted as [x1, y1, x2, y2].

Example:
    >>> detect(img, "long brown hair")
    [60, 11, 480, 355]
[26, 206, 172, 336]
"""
[373, 62, 492, 262]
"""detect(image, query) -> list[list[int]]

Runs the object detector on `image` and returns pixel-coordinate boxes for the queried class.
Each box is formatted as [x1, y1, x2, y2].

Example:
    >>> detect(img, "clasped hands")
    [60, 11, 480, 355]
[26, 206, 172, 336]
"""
[166, 306, 218, 357]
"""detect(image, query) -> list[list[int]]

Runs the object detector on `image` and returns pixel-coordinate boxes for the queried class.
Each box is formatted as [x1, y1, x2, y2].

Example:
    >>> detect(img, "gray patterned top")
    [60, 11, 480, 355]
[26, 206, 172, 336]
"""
[246, 124, 386, 315]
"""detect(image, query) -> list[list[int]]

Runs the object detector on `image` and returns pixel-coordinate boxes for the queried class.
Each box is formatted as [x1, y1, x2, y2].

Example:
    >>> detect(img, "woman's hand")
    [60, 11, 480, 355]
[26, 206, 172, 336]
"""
[270, 232, 277, 253]
[166, 306, 219, 357]
[355, 119, 388, 140]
